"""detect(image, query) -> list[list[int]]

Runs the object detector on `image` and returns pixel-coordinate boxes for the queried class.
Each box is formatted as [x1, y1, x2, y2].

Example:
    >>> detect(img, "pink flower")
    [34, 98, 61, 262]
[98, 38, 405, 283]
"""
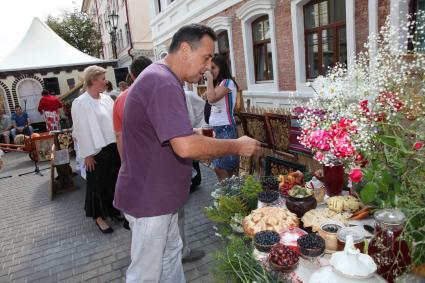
[349, 168, 363, 183]
[360, 100, 369, 110]
[314, 151, 325, 161]
[414, 142, 423, 150]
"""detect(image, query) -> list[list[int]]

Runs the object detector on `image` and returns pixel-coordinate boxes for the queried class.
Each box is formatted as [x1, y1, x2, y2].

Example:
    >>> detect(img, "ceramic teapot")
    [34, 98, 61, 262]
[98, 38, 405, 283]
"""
[308, 235, 385, 283]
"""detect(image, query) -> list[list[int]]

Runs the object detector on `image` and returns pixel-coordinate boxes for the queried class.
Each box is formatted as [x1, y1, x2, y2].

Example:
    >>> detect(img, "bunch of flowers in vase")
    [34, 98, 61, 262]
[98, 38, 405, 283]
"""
[296, 10, 425, 280]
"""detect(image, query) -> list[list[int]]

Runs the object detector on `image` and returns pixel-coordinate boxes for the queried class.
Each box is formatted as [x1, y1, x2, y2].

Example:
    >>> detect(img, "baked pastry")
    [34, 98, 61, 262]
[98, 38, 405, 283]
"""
[243, 207, 299, 237]
[327, 195, 363, 213]
[302, 208, 351, 232]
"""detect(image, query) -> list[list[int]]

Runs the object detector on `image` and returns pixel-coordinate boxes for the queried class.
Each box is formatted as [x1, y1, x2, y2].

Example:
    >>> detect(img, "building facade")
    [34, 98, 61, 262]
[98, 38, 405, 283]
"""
[82, 0, 155, 69]
[149, 0, 423, 107]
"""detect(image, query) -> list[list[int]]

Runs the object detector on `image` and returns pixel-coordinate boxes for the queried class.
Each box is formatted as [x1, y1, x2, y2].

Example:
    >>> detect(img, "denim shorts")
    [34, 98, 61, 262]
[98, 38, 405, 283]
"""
[212, 124, 240, 171]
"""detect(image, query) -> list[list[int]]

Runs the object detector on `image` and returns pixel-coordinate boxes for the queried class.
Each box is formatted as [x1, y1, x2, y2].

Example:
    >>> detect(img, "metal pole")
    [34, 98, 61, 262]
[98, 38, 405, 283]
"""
[111, 30, 117, 59]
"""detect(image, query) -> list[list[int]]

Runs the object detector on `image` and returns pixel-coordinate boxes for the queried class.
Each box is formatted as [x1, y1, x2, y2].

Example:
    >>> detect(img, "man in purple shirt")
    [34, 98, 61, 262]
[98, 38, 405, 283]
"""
[114, 24, 260, 282]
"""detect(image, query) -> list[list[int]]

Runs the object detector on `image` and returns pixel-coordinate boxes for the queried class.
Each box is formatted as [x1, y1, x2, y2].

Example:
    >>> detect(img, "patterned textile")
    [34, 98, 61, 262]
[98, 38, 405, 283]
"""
[43, 111, 60, 131]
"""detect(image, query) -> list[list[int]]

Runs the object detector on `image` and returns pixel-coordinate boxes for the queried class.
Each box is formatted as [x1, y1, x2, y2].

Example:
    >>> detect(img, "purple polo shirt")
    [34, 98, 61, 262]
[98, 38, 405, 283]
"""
[113, 63, 193, 218]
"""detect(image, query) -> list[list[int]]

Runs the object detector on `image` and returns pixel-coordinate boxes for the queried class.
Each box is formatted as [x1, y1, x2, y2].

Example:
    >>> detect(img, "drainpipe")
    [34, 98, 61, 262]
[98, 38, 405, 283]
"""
[94, 0, 104, 58]
[125, 0, 134, 60]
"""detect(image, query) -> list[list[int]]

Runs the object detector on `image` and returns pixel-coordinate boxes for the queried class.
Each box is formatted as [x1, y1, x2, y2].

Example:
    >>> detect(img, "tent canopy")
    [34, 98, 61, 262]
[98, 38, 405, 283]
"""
[0, 17, 112, 72]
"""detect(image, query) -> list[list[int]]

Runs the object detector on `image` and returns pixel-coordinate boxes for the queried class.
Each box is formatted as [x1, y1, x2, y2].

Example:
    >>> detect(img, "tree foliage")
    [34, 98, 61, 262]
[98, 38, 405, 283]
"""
[47, 9, 103, 57]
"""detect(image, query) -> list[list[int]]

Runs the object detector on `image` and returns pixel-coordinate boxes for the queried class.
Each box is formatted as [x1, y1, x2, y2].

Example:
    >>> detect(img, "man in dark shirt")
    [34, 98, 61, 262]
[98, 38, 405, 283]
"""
[11, 105, 33, 140]
[114, 24, 260, 282]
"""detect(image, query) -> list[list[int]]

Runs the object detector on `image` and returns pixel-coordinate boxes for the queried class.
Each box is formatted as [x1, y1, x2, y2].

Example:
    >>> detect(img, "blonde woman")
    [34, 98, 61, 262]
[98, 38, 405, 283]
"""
[71, 66, 121, 233]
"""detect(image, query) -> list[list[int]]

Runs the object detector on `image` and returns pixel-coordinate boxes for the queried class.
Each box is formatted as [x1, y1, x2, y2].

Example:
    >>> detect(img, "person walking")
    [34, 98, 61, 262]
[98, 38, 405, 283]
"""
[113, 56, 152, 158]
[204, 54, 240, 181]
[71, 66, 121, 234]
[113, 24, 260, 283]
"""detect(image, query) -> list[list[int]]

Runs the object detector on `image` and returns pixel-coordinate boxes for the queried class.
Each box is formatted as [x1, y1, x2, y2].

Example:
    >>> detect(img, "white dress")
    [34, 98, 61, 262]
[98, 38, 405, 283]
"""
[71, 92, 116, 159]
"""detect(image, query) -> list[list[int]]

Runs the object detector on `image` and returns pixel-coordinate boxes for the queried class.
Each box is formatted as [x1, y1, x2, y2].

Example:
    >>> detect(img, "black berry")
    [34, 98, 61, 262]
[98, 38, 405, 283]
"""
[261, 176, 279, 191]
[258, 191, 279, 204]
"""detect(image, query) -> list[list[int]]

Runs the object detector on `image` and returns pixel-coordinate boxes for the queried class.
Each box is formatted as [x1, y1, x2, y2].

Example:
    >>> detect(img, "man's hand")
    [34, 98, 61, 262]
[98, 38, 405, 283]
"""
[84, 156, 96, 172]
[236, 136, 261, 157]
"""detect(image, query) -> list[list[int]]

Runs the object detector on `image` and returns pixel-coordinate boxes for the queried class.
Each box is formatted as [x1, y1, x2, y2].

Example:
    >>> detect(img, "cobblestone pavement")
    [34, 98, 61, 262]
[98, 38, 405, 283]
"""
[0, 152, 220, 282]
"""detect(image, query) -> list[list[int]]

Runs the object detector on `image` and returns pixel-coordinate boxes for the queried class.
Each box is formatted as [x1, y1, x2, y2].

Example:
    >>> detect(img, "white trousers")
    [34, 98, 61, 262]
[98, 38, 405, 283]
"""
[125, 212, 185, 283]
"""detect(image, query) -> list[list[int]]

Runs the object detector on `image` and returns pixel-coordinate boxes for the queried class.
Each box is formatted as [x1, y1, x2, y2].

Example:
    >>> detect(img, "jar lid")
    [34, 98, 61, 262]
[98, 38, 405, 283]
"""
[337, 227, 365, 243]
[373, 209, 406, 225]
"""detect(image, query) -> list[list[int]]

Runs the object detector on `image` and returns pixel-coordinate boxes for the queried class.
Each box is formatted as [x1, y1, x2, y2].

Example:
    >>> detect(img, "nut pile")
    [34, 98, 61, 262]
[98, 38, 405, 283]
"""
[269, 244, 299, 267]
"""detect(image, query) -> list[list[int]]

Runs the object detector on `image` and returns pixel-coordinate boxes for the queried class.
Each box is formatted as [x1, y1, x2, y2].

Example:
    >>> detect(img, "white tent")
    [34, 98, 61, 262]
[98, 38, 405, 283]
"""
[0, 17, 109, 72]
[0, 17, 115, 124]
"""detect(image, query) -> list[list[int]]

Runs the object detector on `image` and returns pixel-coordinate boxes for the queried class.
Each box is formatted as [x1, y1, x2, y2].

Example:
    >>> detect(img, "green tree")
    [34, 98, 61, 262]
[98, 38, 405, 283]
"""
[47, 9, 103, 57]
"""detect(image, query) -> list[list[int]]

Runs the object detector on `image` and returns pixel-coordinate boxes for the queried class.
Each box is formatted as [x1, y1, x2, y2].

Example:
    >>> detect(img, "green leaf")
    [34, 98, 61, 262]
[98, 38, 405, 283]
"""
[360, 182, 378, 203]
[364, 169, 374, 181]
[378, 135, 398, 147]
[380, 170, 394, 186]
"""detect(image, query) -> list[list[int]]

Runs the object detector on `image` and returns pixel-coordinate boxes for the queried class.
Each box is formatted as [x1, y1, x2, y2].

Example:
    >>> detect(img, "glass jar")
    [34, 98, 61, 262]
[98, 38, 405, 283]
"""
[323, 162, 344, 196]
[337, 227, 365, 252]
[368, 209, 411, 283]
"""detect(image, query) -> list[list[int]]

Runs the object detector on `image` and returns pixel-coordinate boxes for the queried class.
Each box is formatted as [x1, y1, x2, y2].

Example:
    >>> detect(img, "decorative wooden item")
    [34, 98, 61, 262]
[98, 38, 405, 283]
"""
[288, 116, 312, 155]
[265, 113, 291, 153]
[264, 156, 306, 177]
[236, 112, 272, 148]
[48, 129, 76, 200]
[32, 134, 55, 162]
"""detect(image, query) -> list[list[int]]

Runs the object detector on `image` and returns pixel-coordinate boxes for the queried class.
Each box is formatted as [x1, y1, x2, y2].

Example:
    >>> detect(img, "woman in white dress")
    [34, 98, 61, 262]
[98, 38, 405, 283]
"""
[71, 66, 121, 233]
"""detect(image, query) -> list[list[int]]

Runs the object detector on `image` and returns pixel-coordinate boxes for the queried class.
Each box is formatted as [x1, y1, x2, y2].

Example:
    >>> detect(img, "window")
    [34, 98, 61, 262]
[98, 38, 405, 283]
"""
[217, 31, 231, 72]
[157, 0, 162, 13]
[408, 0, 425, 53]
[66, 78, 75, 90]
[252, 16, 273, 81]
[304, 0, 346, 79]
[43, 78, 60, 95]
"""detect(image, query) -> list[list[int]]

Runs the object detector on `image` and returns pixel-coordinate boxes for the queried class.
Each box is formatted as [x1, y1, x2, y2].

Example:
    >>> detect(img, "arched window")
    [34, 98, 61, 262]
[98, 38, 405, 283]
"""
[217, 31, 231, 71]
[252, 16, 273, 81]
[408, 0, 425, 53]
[304, 0, 346, 79]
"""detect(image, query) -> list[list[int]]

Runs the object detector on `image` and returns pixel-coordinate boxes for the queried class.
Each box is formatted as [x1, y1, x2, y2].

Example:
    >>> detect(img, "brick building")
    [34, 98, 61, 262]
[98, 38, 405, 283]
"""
[149, 0, 423, 106]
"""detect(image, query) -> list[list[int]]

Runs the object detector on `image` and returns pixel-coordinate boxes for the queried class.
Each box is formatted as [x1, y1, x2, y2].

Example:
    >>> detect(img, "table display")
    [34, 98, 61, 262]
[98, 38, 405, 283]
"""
[204, 174, 412, 282]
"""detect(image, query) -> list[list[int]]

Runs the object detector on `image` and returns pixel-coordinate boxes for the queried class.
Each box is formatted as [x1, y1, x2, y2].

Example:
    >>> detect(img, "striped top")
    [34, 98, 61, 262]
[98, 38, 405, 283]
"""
[209, 79, 237, 126]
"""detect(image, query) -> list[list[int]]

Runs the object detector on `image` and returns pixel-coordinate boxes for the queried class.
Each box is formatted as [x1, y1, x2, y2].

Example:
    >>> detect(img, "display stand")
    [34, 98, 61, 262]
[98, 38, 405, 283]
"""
[49, 129, 76, 200]
[18, 133, 54, 177]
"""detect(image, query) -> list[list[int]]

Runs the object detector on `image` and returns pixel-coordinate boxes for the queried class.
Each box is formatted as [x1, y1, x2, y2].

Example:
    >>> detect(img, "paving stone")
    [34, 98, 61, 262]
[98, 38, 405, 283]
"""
[99, 270, 122, 282]
[1, 152, 221, 281]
